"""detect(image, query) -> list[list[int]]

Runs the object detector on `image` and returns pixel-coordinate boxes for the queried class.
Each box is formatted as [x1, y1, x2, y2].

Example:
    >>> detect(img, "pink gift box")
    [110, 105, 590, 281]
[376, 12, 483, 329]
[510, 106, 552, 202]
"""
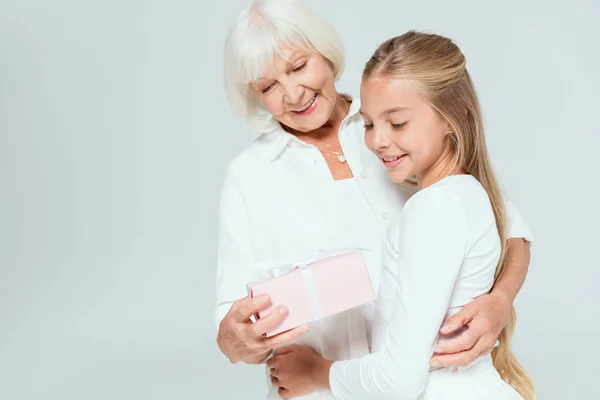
[247, 250, 376, 337]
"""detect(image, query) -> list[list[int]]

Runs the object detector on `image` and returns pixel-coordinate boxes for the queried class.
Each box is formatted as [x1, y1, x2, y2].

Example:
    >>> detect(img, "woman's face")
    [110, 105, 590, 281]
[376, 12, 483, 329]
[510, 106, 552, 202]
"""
[360, 77, 452, 185]
[250, 48, 339, 133]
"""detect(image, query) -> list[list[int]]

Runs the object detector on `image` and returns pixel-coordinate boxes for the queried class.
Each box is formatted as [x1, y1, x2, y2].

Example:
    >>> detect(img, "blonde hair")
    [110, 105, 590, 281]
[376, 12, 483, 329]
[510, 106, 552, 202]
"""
[223, 0, 344, 132]
[363, 31, 535, 399]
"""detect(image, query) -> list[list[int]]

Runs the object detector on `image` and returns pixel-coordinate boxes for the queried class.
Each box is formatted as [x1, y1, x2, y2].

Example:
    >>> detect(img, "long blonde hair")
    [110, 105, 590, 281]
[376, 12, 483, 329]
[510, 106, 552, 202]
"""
[363, 31, 535, 399]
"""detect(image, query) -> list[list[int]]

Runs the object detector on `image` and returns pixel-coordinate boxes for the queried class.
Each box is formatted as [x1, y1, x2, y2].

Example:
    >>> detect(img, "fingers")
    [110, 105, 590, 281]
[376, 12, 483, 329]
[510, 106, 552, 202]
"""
[278, 387, 292, 399]
[440, 306, 474, 335]
[267, 352, 294, 378]
[217, 296, 282, 364]
[218, 300, 269, 363]
[233, 295, 271, 321]
[248, 306, 289, 337]
[240, 349, 272, 364]
[273, 343, 301, 355]
[271, 369, 291, 399]
[437, 312, 495, 354]
[270, 374, 279, 386]
[430, 334, 494, 367]
[477, 334, 496, 357]
[434, 327, 476, 355]
[266, 347, 296, 369]
[430, 349, 476, 368]
[266, 357, 278, 368]
[265, 324, 310, 348]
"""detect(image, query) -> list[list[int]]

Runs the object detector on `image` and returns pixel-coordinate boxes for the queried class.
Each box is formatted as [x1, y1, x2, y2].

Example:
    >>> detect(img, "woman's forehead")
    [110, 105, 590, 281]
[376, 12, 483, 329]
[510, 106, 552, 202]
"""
[256, 47, 313, 78]
[243, 42, 314, 83]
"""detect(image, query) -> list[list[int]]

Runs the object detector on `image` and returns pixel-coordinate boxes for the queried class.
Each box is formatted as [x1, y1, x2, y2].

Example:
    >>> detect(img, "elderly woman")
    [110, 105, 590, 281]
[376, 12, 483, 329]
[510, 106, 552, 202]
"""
[215, 1, 532, 399]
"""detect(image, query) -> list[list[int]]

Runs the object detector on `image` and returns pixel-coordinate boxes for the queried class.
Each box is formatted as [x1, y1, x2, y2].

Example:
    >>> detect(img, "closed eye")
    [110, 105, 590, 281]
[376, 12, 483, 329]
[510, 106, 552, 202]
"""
[261, 83, 275, 94]
[363, 123, 373, 130]
[391, 122, 407, 129]
[293, 63, 307, 73]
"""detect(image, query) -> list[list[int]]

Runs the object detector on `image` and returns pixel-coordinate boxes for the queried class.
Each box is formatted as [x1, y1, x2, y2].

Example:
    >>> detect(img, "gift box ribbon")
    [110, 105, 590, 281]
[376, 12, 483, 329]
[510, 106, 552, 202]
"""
[268, 248, 369, 321]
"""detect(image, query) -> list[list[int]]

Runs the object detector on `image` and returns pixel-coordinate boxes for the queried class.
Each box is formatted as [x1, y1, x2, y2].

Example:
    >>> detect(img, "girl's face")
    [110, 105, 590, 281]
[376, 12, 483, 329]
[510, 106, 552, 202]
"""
[360, 77, 453, 186]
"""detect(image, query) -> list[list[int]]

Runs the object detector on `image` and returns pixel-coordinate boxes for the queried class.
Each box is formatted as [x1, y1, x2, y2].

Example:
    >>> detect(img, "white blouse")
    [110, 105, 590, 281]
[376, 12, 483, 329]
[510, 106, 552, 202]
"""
[215, 99, 532, 400]
[329, 175, 511, 400]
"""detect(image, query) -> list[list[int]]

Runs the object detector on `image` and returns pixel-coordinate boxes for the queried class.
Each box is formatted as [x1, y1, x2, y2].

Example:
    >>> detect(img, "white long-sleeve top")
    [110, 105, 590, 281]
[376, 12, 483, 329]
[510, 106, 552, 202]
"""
[329, 175, 509, 400]
[215, 99, 532, 400]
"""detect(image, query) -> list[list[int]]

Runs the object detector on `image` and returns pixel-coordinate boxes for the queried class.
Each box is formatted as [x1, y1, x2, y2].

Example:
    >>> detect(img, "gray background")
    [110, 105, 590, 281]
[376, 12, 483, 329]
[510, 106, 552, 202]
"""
[1, 0, 598, 399]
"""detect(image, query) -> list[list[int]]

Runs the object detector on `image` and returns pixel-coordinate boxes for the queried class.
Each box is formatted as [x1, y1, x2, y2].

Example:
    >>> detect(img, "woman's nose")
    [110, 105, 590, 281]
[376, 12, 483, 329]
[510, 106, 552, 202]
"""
[281, 80, 304, 106]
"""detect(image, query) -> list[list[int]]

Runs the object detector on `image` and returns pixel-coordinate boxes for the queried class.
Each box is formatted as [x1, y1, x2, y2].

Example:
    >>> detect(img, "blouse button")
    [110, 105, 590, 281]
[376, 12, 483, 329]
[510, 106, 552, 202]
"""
[382, 212, 389, 220]
[360, 172, 367, 179]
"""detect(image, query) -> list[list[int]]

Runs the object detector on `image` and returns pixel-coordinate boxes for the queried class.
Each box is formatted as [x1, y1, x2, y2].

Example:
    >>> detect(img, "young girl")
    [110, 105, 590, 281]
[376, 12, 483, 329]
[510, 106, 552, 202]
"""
[267, 31, 535, 400]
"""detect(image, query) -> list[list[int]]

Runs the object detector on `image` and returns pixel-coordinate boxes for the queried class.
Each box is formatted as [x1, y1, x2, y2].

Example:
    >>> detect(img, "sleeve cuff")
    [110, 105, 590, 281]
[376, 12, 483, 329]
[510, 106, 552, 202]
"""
[505, 201, 534, 245]
[329, 360, 349, 399]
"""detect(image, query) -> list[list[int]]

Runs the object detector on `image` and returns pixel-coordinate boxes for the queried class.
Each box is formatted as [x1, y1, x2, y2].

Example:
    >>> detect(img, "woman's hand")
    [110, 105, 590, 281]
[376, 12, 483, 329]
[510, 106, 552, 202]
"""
[430, 290, 511, 367]
[431, 237, 530, 367]
[267, 344, 333, 399]
[217, 295, 310, 364]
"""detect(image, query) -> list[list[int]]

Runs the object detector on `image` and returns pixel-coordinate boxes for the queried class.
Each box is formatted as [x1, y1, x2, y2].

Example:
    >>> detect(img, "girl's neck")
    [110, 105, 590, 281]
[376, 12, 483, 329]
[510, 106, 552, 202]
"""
[416, 147, 466, 189]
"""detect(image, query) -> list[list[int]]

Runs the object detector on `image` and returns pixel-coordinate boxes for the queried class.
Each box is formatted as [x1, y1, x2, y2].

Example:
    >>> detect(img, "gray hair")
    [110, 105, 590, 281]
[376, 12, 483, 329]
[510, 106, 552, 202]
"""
[223, 0, 345, 132]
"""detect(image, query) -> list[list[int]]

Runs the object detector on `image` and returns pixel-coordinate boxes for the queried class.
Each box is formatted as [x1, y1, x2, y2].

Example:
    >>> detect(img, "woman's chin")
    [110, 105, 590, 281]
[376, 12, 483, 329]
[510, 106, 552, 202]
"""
[283, 100, 340, 133]
[284, 113, 329, 133]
